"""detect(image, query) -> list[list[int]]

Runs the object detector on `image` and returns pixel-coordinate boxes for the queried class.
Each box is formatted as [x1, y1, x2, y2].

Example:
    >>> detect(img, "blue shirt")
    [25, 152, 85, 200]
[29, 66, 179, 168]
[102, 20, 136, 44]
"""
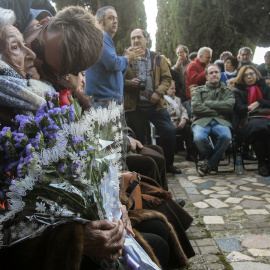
[85, 31, 128, 102]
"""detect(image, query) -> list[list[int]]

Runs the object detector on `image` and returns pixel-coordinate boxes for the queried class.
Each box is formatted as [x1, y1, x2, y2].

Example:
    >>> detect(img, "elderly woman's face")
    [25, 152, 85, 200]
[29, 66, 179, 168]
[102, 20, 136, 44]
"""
[1, 25, 40, 79]
[243, 68, 257, 86]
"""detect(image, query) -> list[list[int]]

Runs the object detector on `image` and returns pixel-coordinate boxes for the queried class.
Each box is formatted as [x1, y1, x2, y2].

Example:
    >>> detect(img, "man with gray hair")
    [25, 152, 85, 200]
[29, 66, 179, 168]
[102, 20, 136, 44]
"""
[85, 6, 142, 104]
[238, 47, 257, 67]
[185, 47, 212, 99]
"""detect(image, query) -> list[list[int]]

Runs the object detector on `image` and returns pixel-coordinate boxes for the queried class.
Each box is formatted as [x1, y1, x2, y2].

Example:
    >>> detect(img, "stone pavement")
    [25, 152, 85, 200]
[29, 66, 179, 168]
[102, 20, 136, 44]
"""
[167, 152, 270, 270]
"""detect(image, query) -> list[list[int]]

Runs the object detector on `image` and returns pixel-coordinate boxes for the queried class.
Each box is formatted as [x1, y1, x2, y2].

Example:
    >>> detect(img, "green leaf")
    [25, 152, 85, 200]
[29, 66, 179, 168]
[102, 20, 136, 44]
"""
[44, 169, 56, 173]
[73, 99, 82, 118]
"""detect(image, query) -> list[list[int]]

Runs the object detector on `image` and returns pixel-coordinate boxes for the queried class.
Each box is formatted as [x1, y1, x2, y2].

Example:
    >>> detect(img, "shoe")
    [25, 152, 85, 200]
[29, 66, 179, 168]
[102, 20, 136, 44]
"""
[167, 165, 182, 174]
[176, 199, 186, 207]
[186, 153, 196, 162]
[258, 164, 269, 177]
[198, 163, 211, 176]
[242, 151, 257, 161]
[209, 166, 218, 175]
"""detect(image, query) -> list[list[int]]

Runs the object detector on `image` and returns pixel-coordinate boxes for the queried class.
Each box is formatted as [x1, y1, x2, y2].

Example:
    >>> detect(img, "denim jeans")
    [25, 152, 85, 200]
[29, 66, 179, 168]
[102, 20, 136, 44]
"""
[125, 106, 176, 166]
[192, 120, 231, 168]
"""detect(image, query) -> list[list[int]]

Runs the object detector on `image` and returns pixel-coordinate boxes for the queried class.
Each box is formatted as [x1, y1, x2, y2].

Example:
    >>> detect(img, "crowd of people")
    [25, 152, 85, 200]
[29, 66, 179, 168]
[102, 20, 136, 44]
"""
[0, 1, 269, 269]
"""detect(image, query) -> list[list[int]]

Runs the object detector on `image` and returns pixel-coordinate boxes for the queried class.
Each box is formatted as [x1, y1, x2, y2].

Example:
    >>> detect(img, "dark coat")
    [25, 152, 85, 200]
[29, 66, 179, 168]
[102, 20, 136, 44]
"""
[234, 79, 270, 142]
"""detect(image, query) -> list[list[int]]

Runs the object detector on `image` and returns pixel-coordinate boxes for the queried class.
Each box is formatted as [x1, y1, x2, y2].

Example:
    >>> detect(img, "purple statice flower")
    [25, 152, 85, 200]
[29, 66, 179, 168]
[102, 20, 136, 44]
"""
[14, 114, 32, 127]
[36, 102, 54, 116]
[61, 105, 68, 115]
[0, 127, 11, 141]
[24, 154, 34, 164]
[91, 163, 96, 167]
[72, 137, 86, 145]
[47, 124, 60, 132]
[53, 107, 61, 116]
[4, 141, 11, 159]
[25, 143, 34, 156]
[70, 163, 80, 175]
[17, 157, 25, 177]
[88, 146, 93, 152]
[29, 132, 42, 150]
[13, 133, 28, 148]
[78, 150, 87, 157]
[58, 163, 67, 173]
[68, 105, 75, 122]
[44, 91, 52, 102]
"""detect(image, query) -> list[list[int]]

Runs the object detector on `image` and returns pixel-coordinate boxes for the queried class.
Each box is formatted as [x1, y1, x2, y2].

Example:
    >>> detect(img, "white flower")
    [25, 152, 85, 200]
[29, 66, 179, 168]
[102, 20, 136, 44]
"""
[112, 126, 118, 132]
[109, 180, 115, 187]
[36, 202, 46, 213]
[11, 231, 17, 239]
[69, 152, 80, 163]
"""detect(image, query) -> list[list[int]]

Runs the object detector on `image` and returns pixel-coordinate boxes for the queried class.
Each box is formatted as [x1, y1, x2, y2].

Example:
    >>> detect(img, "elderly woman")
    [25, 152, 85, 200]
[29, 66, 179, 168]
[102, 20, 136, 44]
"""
[221, 56, 239, 85]
[234, 65, 270, 176]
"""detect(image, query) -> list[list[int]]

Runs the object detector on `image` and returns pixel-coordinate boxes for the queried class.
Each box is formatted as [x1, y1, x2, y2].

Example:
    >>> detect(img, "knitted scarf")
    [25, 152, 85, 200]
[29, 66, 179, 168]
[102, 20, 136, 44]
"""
[0, 60, 54, 113]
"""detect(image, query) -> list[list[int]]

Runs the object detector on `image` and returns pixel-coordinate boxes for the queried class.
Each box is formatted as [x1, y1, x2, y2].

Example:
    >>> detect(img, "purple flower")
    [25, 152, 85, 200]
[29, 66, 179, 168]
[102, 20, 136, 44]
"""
[44, 91, 52, 101]
[72, 137, 86, 145]
[53, 107, 61, 116]
[25, 143, 34, 156]
[13, 133, 27, 148]
[71, 163, 80, 175]
[0, 127, 11, 141]
[88, 146, 93, 151]
[68, 105, 75, 121]
[58, 163, 67, 173]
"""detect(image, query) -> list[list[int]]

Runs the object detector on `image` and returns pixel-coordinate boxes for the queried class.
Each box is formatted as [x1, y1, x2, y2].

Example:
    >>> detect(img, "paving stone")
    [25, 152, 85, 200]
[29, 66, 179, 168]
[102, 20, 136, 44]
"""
[266, 198, 270, 203]
[209, 194, 230, 199]
[193, 179, 208, 184]
[217, 190, 231, 195]
[244, 209, 269, 215]
[185, 187, 200, 194]
[203, 216, 224, 224]
[211, 186, 229, 191]
[199, 245, 219, 254]
[215, 238, 244, 251]
[207, 224, 225, 231]
[232, 205, 244, 210]
[189, 255, 204, 263]
[260, 178, 270, 185]
[239, 186, 253, 191]
[203, 254, 220, 263]
[248, 248, 270, 256]
[231, 180, 249, 185]
[228, 184, 238, 188]
[256, 189, 270, 194]
[193, 202, 209, 208]
[179, 178, 197, 188]
[189, 195, 207, 202]
[187, 175, 201, 181]
[199, 208, 231, 215]
[198, 181, 215, 190]
[224, 197, 243, 204]
[237, 191, 264, 197]
[227, 251, 253, 262]
[196, 238, 216, 246]
[242, 235, 270, 249]
[201, 189, 216, 195]
[205, 263, 226, 270]
[265, 204, 270, 210]
[231, 262, 270, 270]
[242, 195, 263, 201]
[241, 199, 265, 209]
[204, 198, 229, 208]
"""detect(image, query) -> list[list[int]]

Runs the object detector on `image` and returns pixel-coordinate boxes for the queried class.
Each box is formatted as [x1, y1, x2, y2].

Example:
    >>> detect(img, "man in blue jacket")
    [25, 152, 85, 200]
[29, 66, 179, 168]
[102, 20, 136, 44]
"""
[84, 6, 142, 105]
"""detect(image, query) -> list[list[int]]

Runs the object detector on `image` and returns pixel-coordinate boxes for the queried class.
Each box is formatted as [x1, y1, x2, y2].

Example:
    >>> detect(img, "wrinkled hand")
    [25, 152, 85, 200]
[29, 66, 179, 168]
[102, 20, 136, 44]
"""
[129, 137, 143, 152]
[124, 47, 144, 62]
[150, 92, 160, 104]
[248, 101, 259, 112]
[83, 218, 125, 262]
[177, 119, 187, 130]
[131, 77, 141, 87]
[175, 56, 183, 68]
[120, 204, 135, 237]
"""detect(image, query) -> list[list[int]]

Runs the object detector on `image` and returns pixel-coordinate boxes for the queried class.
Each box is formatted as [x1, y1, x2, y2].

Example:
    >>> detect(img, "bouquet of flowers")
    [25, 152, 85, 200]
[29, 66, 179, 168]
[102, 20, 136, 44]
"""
[0, 92, 123, 246]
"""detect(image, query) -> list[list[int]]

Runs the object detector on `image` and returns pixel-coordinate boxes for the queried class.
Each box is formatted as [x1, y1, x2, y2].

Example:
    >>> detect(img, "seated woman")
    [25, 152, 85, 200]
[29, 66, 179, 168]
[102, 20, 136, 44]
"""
[234, 65, 270, 176]
[165, 80, 196, 161]
[221, 56, 239, 85]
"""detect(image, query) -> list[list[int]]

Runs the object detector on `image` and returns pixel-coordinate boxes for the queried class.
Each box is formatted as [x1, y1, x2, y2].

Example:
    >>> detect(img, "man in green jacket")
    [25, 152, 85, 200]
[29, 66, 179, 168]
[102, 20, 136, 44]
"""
[191, 64, 235, 176]
[124, 28, 181, 174]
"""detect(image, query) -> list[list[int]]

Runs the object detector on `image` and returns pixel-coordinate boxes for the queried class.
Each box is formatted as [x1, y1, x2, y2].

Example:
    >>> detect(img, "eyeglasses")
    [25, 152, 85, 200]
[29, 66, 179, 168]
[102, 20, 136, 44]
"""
[244, 72, 256, 78]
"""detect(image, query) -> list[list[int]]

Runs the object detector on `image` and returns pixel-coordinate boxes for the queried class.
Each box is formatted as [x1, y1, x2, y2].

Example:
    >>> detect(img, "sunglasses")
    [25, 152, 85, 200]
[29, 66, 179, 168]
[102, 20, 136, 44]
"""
[31, 22, 79, 80]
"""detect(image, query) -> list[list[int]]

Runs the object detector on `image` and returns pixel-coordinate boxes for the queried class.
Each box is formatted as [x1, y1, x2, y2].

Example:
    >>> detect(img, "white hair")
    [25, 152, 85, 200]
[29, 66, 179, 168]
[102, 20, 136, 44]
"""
[0, 8, 16, 59]
[0, 8, 16, 30]
[198, 47, 212, 56]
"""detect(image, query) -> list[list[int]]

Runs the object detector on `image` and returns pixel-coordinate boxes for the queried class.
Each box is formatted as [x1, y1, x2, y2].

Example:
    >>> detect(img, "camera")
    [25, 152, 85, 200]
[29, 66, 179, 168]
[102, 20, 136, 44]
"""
[138, 79, 146, 91]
